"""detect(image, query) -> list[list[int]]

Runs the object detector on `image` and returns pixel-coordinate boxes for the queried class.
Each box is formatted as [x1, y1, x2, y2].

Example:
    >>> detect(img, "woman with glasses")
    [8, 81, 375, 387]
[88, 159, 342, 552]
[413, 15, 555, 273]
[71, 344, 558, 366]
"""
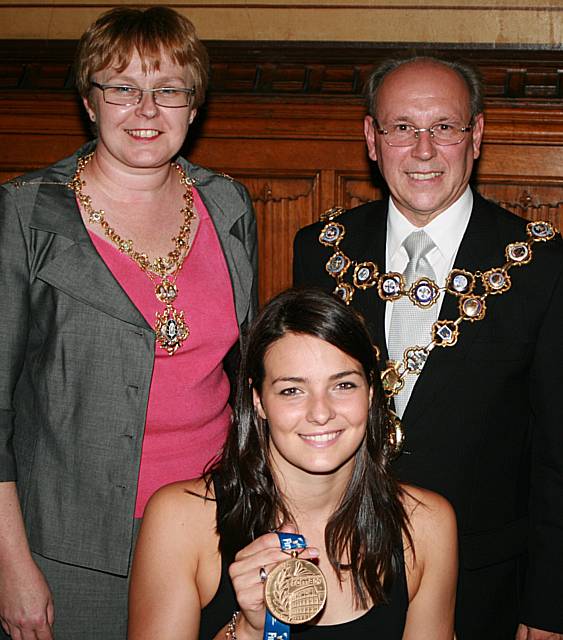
[0, 7, 257, 639]
[128, 288, 457, 640]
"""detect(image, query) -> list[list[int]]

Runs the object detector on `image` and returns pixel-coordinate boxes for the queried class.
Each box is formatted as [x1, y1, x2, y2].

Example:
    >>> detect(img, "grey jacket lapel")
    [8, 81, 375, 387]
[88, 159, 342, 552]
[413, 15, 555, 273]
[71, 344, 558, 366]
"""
[27, 159, 150, 330]
[24, 148, 255, 333]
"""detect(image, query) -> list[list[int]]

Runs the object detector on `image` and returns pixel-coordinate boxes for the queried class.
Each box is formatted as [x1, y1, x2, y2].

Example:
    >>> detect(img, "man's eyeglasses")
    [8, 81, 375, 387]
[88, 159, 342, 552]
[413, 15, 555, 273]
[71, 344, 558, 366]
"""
[374, 121, 473, 147]
[91, 82, 196, 108]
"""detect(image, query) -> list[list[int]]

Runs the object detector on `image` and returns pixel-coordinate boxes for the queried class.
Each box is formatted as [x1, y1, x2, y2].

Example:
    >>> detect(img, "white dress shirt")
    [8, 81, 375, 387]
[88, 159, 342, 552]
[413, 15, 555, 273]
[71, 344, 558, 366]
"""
[384, 187, 473, 340]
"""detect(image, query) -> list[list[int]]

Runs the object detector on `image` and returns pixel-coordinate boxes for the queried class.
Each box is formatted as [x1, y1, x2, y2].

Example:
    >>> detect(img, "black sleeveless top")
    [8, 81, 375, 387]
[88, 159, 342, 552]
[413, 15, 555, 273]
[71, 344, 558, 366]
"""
[199, 479, 408, 639]
[198, 555, 408, 639]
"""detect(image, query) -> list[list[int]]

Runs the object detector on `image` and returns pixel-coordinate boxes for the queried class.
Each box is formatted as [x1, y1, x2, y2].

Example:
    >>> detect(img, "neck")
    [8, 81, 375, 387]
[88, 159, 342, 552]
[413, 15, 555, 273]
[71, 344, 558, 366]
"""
[272, 460, 353, 526]
[85, 148, 177, 202]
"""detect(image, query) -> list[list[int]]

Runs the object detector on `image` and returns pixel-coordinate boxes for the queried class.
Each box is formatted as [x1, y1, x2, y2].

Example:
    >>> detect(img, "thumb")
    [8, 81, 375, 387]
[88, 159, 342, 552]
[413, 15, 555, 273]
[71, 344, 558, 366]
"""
[47, 597, 55, 627]
[277, 522, 298, 535]
[515, 624, 529, 640]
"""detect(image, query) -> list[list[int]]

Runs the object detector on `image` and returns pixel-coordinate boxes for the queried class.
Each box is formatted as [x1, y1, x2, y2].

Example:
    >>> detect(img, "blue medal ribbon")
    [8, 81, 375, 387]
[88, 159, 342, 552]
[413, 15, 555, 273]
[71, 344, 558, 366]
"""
[263, 532, 307, 640]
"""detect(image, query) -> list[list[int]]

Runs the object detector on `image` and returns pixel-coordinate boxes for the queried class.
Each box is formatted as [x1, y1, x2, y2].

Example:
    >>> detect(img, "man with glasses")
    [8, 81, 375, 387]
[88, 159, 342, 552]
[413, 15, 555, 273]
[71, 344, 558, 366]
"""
[293, 56, 563, 640]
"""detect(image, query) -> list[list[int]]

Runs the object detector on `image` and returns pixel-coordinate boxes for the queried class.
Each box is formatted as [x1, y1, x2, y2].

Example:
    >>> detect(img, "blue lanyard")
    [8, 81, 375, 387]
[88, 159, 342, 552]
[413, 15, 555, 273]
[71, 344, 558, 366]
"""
[263, 532, 307, 640]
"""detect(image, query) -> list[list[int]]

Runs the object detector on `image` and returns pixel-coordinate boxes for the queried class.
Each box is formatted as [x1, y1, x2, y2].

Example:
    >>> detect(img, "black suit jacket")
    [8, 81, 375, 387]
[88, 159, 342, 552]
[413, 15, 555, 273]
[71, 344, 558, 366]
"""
[294, 193, 563, 638]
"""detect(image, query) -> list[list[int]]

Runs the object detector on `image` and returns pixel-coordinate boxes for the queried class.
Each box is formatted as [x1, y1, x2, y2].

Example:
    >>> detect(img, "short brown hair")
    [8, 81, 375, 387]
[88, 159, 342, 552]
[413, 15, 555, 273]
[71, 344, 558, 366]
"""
[365, 55, 484, 122]
[75, 6, 209, 108]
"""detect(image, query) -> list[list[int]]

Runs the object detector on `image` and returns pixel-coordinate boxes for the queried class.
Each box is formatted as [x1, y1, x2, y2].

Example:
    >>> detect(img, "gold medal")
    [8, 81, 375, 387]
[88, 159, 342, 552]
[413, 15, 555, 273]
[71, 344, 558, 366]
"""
[264, 554, 327, 624]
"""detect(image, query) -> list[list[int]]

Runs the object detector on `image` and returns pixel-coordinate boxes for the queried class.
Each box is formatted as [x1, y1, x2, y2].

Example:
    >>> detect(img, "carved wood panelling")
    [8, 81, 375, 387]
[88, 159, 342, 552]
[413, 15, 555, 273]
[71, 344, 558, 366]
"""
[1, 41, 562, 103]
[0, 41, 562, 300]
[477, 184, 563, 229]
[337, 173, 385, 210]
[235, 174, 320, 303]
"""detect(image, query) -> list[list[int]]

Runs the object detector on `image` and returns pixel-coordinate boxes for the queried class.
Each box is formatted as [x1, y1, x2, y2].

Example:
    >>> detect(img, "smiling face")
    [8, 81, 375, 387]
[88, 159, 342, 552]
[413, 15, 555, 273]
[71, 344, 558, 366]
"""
[83, 49, 196, 172]
[364, 60, 484, 227]
[253, 332, 372, 479]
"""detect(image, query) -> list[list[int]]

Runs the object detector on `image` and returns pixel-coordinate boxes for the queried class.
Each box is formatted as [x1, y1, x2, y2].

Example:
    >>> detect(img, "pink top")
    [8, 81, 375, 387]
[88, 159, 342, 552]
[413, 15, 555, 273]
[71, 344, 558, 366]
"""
[89, 188, 239, 516]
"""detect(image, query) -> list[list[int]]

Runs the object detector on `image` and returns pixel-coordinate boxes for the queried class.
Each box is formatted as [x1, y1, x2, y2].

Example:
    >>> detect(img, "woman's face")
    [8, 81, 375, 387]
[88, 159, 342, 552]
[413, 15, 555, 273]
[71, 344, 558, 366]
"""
[253, 332, 372, 479]
[83, 49, 197, 172]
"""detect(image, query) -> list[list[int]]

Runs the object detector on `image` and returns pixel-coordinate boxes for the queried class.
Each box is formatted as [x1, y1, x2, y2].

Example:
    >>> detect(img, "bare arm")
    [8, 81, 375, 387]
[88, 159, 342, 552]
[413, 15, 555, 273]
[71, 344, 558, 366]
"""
[0, 483, 54, 640]
[128, 480, 218, 640]
[129, 483, 318, 640]
[402, 487, 458, 640]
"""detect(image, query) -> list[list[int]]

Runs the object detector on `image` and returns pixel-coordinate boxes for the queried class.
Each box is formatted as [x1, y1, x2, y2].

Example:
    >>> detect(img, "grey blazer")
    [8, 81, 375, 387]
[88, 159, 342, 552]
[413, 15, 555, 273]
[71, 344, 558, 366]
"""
[0, 143, 258, 576]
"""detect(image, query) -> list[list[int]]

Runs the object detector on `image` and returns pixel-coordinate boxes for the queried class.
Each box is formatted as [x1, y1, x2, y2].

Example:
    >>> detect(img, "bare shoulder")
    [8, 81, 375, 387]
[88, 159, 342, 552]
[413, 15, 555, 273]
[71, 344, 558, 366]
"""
[400, 484, 457, 560]
[133, 477, 219, 587]
[130, 480, 221, 637]
[142, 477, 217, 539]
[399, 484, 458, 604]
[400, 484, 456, 531]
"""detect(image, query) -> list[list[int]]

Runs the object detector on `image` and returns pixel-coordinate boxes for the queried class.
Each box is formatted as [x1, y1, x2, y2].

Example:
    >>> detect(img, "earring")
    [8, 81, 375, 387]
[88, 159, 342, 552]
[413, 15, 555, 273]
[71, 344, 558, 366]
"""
[90, 114, 96, 123]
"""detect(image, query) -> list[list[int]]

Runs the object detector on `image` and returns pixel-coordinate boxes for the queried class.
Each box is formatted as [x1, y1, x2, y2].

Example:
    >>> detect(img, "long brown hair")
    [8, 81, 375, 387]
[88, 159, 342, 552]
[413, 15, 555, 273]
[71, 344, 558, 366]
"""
[213, 288, 413, 607]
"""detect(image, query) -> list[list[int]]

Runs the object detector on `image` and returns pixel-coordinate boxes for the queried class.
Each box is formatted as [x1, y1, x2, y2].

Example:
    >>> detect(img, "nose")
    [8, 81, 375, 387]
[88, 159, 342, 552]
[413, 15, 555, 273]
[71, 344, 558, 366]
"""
[411, 129, 437, 161]
[306, 392, 336, 425]
[135, 89, 158, 118]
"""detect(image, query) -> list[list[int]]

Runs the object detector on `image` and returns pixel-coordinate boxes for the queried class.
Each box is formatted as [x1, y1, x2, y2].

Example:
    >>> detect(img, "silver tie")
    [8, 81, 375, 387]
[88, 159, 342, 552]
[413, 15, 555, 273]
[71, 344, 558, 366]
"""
[388, 230, 438, 417]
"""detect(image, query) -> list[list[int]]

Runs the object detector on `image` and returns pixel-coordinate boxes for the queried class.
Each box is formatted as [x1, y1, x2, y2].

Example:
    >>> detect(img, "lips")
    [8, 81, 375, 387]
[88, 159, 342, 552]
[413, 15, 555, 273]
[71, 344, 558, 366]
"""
[299, 430, 342, 445]
[406, 171, 443, 181]
[125, 129, 161, 139]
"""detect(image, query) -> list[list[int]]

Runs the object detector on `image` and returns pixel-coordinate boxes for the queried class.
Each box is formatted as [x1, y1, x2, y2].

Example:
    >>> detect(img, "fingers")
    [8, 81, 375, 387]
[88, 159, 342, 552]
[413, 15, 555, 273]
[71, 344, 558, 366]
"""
[0, 556, 55, 640]
[2, 622, 54, 640]
[515, 626, 527, 640]
[277, 523, 297, 534]
[234, 529, 318, 563]
[228, 530, 319, 636]
[46, 599, 54, 628]
[35, 622, 54, 640]
[229, 531, 320, 606]
[233, 532, 282, 562]
[0, 611, 54, 640]
[232, 535, 319, 583]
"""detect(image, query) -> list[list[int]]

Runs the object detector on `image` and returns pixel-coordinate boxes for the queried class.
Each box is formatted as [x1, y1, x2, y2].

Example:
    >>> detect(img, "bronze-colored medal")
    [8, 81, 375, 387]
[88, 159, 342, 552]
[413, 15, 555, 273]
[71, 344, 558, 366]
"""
[264, 555, 327, 624]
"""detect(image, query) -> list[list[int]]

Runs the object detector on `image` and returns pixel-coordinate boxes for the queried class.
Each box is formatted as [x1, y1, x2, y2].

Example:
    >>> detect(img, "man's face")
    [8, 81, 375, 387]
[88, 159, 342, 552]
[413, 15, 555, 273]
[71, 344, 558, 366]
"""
[364, 61, 484, 227]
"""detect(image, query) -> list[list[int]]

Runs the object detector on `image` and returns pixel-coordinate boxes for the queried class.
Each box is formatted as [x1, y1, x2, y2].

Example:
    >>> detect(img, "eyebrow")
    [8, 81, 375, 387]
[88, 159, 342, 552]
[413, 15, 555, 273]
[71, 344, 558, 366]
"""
[390, 114, 461, 123]
[271, 369, 364, 384]
[104, 75, 187, 85]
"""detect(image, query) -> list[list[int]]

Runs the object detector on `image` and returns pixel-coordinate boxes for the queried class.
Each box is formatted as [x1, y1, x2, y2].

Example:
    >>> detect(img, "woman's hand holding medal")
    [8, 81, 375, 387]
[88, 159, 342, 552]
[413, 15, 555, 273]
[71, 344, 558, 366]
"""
[228, 528, 321, 638]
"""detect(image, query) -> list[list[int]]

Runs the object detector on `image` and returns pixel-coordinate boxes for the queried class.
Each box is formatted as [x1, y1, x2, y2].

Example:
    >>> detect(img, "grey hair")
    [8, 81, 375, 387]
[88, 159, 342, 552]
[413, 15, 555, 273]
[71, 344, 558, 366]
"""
[364, 55, 484, 122]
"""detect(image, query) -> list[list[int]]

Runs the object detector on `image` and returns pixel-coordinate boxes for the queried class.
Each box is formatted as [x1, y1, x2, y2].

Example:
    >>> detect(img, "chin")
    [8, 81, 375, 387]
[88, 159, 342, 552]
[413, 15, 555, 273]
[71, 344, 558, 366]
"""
[298, 455, 356, 476]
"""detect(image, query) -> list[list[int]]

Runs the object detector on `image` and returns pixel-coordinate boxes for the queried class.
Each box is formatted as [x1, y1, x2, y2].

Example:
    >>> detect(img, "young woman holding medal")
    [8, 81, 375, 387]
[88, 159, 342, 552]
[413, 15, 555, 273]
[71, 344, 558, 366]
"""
[128, 288, 458, 640]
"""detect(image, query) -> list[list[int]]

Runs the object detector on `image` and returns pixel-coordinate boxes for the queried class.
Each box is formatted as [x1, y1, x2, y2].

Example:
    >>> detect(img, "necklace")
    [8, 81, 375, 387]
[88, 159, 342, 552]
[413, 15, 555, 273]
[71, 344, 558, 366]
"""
[69, 152, 196, 356]
[317, 206, 559, 455]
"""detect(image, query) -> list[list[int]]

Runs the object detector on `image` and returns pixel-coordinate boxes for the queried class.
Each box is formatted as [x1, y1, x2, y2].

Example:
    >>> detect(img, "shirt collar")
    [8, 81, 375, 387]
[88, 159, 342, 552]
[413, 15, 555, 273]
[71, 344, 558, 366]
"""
[387, 187, 473, 262]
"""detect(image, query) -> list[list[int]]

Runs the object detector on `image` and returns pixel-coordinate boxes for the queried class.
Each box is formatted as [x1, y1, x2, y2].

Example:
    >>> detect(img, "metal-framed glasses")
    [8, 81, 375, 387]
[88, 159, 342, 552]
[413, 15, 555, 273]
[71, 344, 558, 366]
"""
[374, 121, 473, 147]
[91, 82, 196, 108]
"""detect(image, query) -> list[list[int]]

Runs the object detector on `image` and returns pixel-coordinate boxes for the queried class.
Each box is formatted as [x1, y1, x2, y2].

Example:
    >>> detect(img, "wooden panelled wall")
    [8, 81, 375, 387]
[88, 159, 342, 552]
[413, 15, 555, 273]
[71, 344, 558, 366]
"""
[0, 42, 562, 303]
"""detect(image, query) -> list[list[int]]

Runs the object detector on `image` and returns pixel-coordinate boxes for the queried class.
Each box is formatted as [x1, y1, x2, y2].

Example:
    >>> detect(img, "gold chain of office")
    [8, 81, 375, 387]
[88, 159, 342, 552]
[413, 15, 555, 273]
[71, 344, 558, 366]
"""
[317, 206, 559, 401]
[69, 152, 196, 356]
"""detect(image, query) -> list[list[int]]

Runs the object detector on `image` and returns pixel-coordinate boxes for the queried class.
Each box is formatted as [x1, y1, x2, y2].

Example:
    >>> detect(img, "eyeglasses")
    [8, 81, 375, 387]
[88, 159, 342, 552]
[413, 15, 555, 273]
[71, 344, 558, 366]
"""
[90, 82, 196, 108]
[374, 121, 473, 147]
